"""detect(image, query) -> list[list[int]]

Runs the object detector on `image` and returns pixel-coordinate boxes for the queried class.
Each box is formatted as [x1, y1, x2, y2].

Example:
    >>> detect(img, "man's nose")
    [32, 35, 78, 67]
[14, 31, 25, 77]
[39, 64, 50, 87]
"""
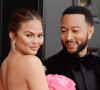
[66, 31, 73, 41]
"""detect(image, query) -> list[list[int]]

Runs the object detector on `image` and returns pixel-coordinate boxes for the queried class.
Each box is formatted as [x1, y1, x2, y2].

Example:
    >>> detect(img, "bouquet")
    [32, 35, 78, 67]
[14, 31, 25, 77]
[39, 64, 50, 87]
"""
[46, 74, 76, 90]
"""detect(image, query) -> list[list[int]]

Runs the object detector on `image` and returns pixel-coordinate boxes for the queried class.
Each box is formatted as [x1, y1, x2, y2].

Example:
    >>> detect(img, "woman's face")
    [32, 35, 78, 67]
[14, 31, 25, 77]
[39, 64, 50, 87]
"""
[14, 19, 43, 55]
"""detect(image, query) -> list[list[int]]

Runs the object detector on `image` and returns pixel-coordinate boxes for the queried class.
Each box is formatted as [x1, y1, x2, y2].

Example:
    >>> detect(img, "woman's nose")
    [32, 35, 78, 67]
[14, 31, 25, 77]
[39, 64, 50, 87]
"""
[32, 37, 38, 44]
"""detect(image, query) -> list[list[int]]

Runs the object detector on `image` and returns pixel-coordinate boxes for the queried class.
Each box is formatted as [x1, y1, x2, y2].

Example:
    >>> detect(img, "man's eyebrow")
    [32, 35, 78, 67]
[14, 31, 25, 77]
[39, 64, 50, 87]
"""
[61, 27, 65, 29]
[71, 26, 80, 28]
[60, 26, 81, 30]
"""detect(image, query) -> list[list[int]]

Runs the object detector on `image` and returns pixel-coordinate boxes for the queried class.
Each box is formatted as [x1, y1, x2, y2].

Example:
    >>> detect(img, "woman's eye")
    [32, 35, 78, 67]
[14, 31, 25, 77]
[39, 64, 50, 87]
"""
[26, 34, 32, 37]
[38, 35, 43, 38]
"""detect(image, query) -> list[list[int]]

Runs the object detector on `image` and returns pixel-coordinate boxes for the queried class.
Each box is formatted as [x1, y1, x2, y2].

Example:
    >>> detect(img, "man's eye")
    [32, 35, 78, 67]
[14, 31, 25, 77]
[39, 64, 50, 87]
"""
[61, 30, 66, 33]
[73, 30, 78, 32]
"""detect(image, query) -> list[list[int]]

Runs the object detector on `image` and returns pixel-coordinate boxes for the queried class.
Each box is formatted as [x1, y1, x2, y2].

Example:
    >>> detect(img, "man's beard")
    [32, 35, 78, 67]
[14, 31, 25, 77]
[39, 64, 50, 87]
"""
[61, 36, 88, 55]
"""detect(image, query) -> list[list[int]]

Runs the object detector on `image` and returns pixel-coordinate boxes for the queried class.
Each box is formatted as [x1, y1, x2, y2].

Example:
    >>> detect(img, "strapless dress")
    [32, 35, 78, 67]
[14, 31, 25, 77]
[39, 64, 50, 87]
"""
[46, 74, 76, 90]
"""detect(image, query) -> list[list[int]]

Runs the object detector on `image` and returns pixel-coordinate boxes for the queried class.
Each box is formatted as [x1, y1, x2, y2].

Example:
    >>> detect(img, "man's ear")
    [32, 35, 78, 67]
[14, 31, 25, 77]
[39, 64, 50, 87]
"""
[9, 31, 15, 40]
[88, 26, 94, 40]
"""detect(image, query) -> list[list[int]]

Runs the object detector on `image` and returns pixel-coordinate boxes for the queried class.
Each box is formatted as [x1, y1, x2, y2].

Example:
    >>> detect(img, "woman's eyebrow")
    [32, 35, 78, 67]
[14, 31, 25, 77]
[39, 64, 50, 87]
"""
[24, 31, 43, 34]
[24, 31, 33, 34]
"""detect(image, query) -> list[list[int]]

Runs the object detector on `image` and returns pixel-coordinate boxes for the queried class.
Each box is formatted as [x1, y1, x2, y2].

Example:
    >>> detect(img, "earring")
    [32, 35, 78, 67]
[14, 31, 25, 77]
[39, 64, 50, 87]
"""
[12, 40, 17, 54]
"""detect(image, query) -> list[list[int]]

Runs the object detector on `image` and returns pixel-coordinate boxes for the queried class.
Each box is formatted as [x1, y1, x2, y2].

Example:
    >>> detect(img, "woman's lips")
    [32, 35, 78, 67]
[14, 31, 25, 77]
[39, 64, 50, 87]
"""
[29, 46, 39, 51]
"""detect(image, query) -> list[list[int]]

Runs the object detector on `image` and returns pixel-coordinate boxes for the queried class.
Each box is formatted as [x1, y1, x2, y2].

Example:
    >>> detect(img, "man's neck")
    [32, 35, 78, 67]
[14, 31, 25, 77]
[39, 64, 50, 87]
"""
[78, 46, 88, 57]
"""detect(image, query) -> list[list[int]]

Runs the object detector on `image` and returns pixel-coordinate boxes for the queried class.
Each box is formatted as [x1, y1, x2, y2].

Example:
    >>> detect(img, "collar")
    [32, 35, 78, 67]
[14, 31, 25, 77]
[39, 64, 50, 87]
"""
[65, 49, 94, 71]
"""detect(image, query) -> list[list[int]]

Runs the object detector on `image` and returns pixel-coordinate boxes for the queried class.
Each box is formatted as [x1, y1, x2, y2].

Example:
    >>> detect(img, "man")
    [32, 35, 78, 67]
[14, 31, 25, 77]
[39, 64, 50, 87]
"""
[43, 6, 100, 90]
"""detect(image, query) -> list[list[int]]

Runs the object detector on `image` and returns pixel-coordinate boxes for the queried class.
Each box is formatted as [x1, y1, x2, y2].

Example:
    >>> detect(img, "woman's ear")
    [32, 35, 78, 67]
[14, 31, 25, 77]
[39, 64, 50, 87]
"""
[88, 26, 94, 40]
[9, 31, 15, 40]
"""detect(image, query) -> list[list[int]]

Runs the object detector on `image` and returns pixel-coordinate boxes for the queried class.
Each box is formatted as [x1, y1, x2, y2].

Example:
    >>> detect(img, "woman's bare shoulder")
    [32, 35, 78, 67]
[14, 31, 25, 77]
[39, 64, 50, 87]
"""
[23, 55, 48, 90]
[22, 55, 44, 73]
[23, 55, 43, 70]
[11, 55, 42, 67]
[23, 55, 42, 65]
[24, 55, 40, 60]
[16, 55, 44, 73]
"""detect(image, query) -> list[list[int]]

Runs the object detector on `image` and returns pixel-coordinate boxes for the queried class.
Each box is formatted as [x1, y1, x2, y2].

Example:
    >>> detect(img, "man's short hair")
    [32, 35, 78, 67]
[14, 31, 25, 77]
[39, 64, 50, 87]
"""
[62, 6, 93, 26]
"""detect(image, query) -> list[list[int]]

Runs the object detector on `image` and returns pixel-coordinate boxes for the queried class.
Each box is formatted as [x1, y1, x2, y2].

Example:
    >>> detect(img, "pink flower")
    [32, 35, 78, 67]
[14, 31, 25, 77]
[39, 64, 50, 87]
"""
[46, 74, 76, 90]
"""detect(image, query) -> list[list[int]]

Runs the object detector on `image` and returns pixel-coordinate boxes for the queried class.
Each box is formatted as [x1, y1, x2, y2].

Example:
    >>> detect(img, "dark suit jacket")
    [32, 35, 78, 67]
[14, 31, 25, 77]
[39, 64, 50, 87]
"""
[43, 48, 100, 90]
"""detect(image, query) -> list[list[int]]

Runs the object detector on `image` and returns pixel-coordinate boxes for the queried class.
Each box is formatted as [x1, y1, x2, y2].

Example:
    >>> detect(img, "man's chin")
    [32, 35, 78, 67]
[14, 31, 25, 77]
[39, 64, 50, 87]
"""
[68, 51, 77, 55]
[66, 48, 79, 55]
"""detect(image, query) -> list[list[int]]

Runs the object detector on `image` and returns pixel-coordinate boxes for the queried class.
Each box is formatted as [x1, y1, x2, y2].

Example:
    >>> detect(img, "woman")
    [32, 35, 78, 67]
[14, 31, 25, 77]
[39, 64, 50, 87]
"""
[0, 8, 49, 90]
